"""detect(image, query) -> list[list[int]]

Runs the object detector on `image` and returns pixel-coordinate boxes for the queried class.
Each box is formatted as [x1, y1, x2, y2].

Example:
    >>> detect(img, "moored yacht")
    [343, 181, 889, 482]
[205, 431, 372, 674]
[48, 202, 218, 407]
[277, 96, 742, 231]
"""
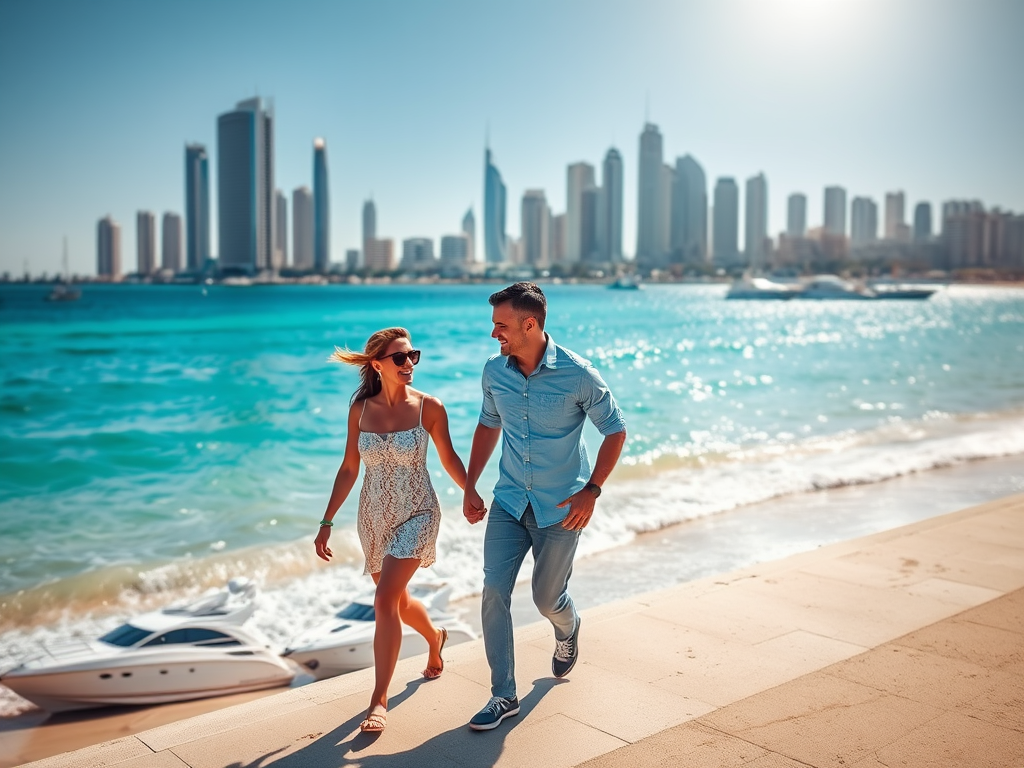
[726, 276, 800, 299]
[796, 275, 876, 300]
[283, 582, 476, 680]
[0, 579, 296, 713]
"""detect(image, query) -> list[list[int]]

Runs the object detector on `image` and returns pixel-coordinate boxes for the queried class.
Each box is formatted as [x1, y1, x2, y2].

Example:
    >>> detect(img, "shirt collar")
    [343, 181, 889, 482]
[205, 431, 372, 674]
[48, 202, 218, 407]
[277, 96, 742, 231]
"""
[504, 333, 559, 373]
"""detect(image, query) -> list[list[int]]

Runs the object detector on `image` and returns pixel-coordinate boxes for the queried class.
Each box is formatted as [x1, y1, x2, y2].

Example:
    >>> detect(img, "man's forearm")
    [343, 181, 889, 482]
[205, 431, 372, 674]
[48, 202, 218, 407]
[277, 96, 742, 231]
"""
[588, 430, 627, 487]
[467, 423, 501, 488]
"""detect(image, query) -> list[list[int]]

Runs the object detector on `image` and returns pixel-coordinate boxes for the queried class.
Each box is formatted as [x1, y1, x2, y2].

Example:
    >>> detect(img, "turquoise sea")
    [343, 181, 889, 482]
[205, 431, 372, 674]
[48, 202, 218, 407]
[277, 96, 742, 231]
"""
[2, 281, 1023, 712]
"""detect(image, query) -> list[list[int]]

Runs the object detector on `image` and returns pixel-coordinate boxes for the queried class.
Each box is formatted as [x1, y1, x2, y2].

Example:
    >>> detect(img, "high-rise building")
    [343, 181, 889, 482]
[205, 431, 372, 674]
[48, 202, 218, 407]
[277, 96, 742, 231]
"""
[581, 186, 602, 263]
[712, 178, 740, 266]
[660, 164, 674, 260]
[885, 191, 906, 241]
[787, 193, 807, 237]
[401, 238, 435, 271]
[440, 234, 469, 266]
[184, 144, 210, 271]
[136, 211, 156, 274]
[636, 123, 664, 263]
[345, 249, 360, 272]
[274, 190, 288, 266]
[292, 186, 314, 269]
[851, 197, 878, 247]
[362, 198, 377, 252]
[566, 162, 596, 263]
[601, 148, 623, 262]
[364, 238, 395, 273]
[824, 186, 847, 237]
[462, 208, 476, 262]
[313, 138, 330, 272]
[97, 215, 121, 278]
[161, 212, 182, 272]
[913, 202, 932, 242]
[484, 148, 507, 263]
[744, 173, 769, 270]
[217, 98, 275, 273]
[670, 154, 708, 264]
[550, 213, 566, 264]
[521, 189, 550, 267]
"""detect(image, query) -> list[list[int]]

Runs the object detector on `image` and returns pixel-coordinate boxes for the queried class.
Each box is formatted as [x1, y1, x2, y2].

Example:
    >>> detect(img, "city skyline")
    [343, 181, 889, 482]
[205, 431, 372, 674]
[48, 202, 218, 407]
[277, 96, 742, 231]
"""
[1, 0, 1022, 275]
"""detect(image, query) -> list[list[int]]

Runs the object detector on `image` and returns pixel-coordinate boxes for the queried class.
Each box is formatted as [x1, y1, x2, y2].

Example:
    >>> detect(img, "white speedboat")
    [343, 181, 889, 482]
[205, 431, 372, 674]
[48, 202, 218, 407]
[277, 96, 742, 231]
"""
[283, 582, 476, 680]
[796, 275, 876, 300]
[0, 579, 296, 713]
[608, 275, 642, 290]
[726, 277, 799, 299]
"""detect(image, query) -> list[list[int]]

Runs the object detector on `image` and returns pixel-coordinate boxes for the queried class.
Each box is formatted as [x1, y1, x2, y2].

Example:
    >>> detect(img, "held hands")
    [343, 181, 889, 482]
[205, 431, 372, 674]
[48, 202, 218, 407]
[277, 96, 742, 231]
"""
[463, 486, 488, 524]
[557, 489, 597, 531]
[314, 526, 333, 562]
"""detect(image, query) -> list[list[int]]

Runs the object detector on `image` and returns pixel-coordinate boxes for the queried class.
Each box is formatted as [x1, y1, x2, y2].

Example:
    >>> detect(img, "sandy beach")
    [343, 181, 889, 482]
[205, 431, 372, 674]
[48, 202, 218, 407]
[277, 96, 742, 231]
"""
[1, 453, 1020, 767]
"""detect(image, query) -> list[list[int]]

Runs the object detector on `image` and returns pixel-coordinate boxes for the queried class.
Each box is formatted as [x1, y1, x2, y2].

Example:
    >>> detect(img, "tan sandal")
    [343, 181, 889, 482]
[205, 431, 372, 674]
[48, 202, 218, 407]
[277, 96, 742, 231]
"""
[360, 707, 387, 733]
[423, 627, 448, 680]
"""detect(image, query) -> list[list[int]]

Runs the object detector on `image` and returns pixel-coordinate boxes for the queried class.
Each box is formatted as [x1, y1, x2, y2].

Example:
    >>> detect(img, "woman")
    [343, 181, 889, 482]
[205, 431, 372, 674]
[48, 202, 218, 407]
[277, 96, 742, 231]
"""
[314, 327, 477, 734]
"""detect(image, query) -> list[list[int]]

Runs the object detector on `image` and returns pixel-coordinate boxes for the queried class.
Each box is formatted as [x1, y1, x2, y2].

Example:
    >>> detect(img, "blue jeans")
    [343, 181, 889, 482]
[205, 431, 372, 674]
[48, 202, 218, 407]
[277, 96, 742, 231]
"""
[481, 501, 580, 699]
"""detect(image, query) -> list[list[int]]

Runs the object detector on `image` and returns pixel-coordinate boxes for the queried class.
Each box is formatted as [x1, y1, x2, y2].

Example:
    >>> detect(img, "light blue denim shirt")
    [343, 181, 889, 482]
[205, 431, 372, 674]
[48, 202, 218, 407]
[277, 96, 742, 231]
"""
[478, 333, 626, 528]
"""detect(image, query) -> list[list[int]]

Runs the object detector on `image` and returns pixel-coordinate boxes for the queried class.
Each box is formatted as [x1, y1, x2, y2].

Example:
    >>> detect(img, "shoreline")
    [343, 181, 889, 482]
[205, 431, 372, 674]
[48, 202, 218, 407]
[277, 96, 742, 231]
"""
[2, 452, 1021, 766]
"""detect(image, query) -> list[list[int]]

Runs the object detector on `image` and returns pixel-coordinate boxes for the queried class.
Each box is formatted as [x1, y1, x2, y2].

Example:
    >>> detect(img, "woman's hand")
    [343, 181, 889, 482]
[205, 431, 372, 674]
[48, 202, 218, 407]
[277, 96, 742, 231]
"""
[314, 526, 333, 562]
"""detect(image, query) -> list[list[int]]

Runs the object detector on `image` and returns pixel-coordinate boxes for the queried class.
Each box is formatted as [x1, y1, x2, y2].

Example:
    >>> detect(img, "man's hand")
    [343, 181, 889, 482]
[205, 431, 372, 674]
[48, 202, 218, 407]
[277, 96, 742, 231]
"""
[463, 486, 488, 524]
[314, 527, 333, 562]
[557, 489, 596, 531]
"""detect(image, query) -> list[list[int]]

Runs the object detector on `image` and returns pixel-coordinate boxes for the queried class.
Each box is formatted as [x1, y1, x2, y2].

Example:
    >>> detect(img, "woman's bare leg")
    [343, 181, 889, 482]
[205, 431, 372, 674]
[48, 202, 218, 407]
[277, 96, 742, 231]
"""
[367, 556, 423, 712]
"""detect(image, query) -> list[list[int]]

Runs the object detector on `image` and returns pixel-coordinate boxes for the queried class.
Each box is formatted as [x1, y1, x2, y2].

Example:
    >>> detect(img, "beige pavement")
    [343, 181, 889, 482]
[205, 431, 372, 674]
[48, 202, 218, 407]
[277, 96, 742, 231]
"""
[18, 493, 1024, 768]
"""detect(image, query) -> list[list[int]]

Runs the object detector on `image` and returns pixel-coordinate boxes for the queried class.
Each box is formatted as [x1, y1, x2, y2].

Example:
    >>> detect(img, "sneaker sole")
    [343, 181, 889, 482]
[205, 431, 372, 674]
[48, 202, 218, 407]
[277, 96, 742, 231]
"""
[468, 705, 520, 731]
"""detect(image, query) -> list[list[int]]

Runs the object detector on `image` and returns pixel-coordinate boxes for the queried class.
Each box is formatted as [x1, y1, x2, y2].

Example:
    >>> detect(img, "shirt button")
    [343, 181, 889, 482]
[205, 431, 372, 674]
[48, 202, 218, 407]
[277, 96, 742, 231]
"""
[522, 434, 526, 438]
[522, 415, 527, 419]
[523, 392, 528, 397]
[527, 485, 532, 491]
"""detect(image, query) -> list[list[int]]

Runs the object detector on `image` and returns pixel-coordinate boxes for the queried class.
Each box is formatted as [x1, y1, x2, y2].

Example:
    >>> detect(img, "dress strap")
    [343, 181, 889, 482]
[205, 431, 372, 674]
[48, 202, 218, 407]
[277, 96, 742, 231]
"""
[418, 397, 426, 428]
[358, 399, 367, 431]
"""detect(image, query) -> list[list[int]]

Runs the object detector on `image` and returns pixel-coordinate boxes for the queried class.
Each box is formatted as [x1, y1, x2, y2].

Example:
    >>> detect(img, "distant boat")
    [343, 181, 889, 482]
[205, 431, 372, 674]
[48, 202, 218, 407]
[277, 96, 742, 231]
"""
[726, 277, 799, 300]
[795, 275, 876, 300]
[45, 283, 81, 302]
[608, 275, 641, 290]
[869, 282, 940, 300]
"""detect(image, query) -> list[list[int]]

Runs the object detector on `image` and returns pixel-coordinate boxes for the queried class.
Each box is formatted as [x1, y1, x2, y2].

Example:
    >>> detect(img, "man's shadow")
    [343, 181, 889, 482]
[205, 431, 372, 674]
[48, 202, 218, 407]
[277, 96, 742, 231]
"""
[269, 677, 565, 768]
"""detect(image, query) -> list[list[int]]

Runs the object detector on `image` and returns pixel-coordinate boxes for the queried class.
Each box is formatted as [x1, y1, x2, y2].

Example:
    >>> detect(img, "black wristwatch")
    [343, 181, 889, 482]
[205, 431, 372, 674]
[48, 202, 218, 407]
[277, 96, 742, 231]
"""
[584, 482, 602, 498]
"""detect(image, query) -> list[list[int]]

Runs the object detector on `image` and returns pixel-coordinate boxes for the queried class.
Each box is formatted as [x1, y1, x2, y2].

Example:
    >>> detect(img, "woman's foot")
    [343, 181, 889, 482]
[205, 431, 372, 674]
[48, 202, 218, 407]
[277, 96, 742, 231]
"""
[423, 627, 448, 680]
[360, 704, 387, 733]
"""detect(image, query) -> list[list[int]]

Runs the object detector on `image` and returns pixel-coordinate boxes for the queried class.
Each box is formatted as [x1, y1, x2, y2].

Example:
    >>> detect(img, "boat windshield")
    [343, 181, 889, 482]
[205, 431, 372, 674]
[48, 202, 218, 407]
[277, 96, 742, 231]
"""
[142, 628, 242, 647]
[100, 624, 153, 647]
[336, 603, 375, 621]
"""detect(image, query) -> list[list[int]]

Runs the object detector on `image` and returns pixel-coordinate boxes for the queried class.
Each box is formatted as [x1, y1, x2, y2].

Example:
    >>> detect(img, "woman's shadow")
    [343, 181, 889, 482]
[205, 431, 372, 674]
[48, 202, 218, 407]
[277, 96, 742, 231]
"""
[264, 676, 565, 768]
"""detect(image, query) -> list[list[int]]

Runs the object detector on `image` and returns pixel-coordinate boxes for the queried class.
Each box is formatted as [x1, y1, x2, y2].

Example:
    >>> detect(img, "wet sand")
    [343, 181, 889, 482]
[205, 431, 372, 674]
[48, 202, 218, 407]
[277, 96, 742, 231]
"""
[1, 453, 1021, 767]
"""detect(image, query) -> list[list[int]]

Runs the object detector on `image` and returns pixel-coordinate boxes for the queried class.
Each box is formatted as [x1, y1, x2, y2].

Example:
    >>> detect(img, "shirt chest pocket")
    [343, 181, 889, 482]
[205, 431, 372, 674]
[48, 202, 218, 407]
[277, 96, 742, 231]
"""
[531, 392, 582, 424]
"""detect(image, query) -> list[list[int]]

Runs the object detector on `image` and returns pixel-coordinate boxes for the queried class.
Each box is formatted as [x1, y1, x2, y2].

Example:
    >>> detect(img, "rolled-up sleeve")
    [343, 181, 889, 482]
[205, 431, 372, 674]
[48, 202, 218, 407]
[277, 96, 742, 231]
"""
[578, 366, 626, 436]
[478, 368, 502, 428]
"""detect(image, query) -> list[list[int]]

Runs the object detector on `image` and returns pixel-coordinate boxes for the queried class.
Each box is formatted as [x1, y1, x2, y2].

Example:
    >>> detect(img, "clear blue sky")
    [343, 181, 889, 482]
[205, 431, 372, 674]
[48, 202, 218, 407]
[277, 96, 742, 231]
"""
[1, 0, 1022, 276]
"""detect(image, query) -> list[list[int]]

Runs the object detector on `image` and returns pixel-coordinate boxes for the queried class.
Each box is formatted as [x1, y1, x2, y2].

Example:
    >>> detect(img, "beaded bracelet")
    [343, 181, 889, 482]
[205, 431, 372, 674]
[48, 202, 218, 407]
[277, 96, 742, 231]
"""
[319, 519, 333, 527]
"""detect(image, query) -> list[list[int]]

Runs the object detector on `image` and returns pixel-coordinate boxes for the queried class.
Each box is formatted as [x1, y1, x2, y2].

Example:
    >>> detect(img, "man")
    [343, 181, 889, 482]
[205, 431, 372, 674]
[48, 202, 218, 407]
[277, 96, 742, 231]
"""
[463, 282, 627, 730]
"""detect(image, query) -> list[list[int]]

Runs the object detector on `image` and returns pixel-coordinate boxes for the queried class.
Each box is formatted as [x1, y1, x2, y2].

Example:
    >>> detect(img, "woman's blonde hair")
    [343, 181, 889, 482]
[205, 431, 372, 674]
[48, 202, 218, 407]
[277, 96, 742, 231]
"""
[329, 327, 411, 403]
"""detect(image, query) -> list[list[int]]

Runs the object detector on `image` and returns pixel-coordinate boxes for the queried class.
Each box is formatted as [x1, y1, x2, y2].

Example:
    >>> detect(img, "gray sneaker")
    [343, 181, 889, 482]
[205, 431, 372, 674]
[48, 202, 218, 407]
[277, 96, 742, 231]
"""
[552, 616, 580, 678]
[469, 696, 520, 731]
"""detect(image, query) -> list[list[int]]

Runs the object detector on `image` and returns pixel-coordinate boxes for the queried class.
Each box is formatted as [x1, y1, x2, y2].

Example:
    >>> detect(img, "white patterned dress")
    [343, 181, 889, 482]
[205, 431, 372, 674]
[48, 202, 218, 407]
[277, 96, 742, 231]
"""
[356, 398, 441, 575]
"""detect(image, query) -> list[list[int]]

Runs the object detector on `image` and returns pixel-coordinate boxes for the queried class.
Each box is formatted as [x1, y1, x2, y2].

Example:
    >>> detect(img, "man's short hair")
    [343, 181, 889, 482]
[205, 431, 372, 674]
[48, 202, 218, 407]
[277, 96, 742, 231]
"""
[488, 282, 547, 330]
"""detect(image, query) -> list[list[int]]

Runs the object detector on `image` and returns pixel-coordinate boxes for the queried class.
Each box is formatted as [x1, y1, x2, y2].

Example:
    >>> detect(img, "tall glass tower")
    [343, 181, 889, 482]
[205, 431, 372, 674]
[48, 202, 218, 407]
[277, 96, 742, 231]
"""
[671, 154, 707, 264]
[636, 123, 665, 264]
[601, 148, 623, 263]
[462, 208, 476, 262]
[184, 144, 209, 271]
[217, 98, 275, 274]
[713, 178, 739, 266]
[313, 138, 330, 272]
[484, 148, 507, 264]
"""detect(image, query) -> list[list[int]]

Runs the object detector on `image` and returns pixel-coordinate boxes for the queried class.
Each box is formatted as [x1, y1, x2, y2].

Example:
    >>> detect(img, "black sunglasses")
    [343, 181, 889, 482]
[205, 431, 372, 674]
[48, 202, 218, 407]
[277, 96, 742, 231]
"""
[377, 349, 421, 366]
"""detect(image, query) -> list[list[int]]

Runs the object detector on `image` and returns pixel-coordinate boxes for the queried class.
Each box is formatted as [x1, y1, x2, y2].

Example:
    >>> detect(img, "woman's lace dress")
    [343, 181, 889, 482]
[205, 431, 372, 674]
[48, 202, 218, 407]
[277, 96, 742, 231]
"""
[356, 398, 441, 575]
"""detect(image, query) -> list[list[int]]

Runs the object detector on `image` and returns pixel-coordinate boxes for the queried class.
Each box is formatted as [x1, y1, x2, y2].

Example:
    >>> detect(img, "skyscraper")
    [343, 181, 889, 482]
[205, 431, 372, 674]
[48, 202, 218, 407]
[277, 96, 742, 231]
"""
[484, 148, 507, 263]
[521, 189, 550, 267]
[275, 190, 288, 266]
[136, 211, 156, 274]
[566, 162, 596, 263]
[601, 148, 623, 262]
[636, 123, 664, 263]
[440, 234, 469, 266]
[914, 202, 933, 241]
[401, 238, 435, 271]
[184, 144, 210, 271]
[313, 138, 330, 272]
[292, 186, 314, 269]
[712, 178, 739, 266]
[462, 208, 476, 262]
[885, 191, 906, 241]
[162, 212, 182, 272]
[97, 215, 121, 278]
[364, 238, 395, 273]
[362, 198, 377, 254]
[744, 173, 769, 270]
[670, 154, 708, 264]
[824, 186, 847, 237]
[217, 97, 275, 274]
[550, 213, 566, 264]
[851, 197, 878, 247]
[787, 193, 807, 237]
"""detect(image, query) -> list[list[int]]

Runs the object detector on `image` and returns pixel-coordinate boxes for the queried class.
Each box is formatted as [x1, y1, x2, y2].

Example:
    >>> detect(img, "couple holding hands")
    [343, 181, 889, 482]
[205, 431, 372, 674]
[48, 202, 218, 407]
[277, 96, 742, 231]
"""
[314, 282, 627, 734]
